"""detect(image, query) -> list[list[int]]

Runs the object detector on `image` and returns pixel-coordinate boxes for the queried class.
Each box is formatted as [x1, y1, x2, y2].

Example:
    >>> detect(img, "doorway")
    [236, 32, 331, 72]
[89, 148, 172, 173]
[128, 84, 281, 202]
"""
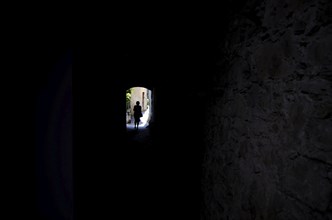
[126, 86, 152, 129]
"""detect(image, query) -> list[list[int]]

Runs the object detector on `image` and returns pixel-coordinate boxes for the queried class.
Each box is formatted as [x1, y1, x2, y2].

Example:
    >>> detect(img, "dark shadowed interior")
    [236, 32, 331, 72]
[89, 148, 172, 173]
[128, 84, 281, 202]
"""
[8, 1, 331, 219]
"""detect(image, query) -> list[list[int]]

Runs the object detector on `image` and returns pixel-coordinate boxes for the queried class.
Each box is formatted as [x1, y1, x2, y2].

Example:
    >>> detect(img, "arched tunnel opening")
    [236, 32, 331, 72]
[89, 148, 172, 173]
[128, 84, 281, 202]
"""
[126, 86, 153, 130]
[28, 1, 332, 219]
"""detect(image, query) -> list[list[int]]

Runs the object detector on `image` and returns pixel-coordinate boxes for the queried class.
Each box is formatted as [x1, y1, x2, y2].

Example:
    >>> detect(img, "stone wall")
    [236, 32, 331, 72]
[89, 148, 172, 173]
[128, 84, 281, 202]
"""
[130, 87, 149, 113]
[201, 0, 332, 219]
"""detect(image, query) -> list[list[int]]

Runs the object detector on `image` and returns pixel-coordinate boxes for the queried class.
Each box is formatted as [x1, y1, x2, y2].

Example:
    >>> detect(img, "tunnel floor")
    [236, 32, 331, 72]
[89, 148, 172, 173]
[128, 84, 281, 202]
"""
[122, 126, 201, 219]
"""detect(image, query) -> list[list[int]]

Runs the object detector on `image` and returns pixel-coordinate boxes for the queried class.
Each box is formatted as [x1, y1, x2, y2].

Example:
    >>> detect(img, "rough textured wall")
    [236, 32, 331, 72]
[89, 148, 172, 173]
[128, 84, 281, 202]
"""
[202, 0, 332, 219]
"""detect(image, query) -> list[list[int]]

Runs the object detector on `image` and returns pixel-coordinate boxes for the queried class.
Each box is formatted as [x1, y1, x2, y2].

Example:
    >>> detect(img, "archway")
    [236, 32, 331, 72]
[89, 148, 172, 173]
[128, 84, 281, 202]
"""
[126, 86, 153, 129]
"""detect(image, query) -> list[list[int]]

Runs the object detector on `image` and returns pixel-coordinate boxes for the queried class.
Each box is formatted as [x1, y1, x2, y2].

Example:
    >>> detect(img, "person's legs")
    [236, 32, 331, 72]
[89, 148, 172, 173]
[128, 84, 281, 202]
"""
[134, 117, 138, 129]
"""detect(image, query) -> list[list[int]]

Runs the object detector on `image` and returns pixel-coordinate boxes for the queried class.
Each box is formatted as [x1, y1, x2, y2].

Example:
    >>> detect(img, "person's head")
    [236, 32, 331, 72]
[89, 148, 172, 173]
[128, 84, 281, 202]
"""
[136, 101, 140, 105]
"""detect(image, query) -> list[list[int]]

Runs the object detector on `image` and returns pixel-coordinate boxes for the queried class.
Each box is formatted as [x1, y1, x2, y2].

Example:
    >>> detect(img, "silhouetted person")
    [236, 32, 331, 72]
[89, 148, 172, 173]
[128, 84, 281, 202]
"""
[133, 101, 142, 129]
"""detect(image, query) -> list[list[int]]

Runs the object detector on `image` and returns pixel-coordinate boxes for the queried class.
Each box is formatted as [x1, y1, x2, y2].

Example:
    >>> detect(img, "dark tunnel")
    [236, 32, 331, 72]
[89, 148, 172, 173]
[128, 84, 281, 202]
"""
[6, 1, 331, 219]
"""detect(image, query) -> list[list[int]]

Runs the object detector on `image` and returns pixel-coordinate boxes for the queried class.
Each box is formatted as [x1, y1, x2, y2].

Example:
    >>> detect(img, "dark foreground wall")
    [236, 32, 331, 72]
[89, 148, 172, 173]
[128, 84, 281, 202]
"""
[201, 0, 332, 219]
[36, 50, 73, 219]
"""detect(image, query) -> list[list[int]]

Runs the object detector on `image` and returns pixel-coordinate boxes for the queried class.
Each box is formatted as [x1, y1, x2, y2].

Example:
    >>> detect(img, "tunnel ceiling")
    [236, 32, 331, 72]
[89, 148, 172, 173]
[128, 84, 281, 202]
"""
[74, 0, 252, 90]
[109, 1, 251, 81]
